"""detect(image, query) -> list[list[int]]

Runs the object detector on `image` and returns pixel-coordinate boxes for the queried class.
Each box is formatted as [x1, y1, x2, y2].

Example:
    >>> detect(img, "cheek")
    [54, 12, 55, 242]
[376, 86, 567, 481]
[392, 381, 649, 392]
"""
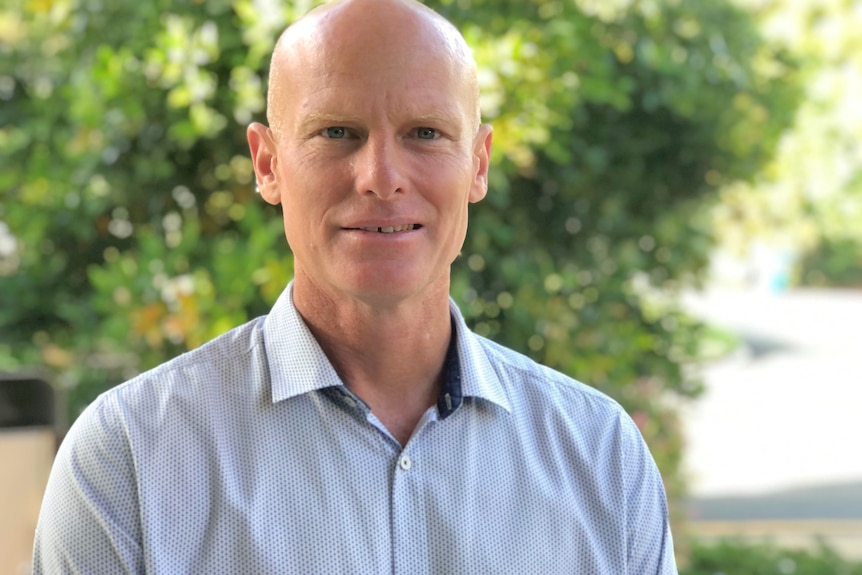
[276, 179, 338, 255]
[280, 207, 300, 252]
[441, 197, 471, 255]
[274, 182, 309, 249]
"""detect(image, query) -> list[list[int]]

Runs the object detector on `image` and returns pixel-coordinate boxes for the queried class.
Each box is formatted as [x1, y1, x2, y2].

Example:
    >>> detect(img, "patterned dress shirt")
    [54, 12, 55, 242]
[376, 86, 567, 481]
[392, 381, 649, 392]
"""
[33, 282, 677, 574]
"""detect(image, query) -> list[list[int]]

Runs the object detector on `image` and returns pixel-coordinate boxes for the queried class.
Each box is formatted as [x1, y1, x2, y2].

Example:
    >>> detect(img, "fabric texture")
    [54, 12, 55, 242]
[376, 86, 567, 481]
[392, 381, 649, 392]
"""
[33, 283, 677, 574]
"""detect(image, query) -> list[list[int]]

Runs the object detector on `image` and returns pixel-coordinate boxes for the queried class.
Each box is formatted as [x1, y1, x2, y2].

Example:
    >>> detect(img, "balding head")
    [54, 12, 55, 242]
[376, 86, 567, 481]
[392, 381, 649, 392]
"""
[245, 0, 493, 309]
[266, 0, 481, 139]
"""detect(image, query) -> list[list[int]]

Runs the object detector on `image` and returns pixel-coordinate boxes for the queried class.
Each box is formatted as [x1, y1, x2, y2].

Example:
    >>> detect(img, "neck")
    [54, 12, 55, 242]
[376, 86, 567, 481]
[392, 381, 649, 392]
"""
[291, 272, 453, 445]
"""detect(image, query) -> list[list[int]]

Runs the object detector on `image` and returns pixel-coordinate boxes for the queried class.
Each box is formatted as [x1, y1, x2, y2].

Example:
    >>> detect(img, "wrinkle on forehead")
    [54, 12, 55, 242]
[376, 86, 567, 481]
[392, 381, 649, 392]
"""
[266, 0, 481, 139]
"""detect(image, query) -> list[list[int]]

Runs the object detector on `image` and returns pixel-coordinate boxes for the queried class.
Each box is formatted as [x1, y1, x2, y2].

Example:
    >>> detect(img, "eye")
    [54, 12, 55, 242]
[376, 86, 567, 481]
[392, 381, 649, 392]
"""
[416, 127, 438, 140]
[323, 127, 348, 139]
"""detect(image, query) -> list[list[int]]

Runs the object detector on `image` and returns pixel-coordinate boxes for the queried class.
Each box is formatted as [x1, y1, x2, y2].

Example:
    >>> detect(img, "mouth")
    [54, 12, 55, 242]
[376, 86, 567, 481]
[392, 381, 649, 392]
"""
[350, 224, 422, 234]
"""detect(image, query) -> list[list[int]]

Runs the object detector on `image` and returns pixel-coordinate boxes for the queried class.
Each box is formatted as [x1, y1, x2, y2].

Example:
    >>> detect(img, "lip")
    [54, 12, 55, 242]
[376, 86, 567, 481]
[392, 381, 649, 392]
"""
[346, 224, 421, 232]
[341, 219, 424, 233]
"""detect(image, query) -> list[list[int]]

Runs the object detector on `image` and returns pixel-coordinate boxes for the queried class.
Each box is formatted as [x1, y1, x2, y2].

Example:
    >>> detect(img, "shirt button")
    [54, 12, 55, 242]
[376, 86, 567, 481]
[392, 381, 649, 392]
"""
[342, 396, 356, 408]
[399, 455, 412, 471]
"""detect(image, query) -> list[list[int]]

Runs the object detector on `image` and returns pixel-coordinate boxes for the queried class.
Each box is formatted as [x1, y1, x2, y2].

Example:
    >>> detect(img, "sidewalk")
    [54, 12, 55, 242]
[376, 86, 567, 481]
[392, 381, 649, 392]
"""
[679, 288, 862, 558]
[680, 288, 862, 496]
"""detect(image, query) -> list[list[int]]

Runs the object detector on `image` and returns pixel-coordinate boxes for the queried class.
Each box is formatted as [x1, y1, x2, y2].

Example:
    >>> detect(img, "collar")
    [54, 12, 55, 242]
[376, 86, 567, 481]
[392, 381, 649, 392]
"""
[262, 282, 511, 414]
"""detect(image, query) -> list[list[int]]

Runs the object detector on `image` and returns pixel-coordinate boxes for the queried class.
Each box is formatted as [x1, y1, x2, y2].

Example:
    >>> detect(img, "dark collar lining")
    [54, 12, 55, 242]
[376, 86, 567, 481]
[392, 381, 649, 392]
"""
[325, 317, 464, 419]
[436, 316, 463, 419]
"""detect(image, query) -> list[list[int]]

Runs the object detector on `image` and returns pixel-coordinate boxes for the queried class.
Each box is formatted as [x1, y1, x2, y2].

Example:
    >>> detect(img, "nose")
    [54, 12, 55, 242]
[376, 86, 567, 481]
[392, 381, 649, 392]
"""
[353, 134, 408, 199]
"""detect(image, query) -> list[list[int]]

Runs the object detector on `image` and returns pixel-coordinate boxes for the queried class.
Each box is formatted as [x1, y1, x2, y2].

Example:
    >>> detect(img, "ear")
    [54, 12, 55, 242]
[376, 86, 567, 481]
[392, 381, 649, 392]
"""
[247, 122, 281, 205]
[468, 123, 493, 204]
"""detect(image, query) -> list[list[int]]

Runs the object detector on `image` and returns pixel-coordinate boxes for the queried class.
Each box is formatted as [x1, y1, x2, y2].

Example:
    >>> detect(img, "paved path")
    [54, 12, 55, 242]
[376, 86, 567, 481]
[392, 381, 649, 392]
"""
[679, 288, 862, 497]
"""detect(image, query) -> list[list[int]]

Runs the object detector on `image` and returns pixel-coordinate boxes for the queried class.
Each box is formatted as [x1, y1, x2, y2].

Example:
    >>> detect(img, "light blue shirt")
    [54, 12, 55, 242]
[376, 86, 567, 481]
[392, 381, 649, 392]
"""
[34, 283, 676, 574]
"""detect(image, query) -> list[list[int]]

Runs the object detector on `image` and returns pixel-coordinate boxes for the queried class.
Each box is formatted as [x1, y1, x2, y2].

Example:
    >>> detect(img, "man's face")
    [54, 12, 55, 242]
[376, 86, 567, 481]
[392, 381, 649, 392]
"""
[255, 19, 492, 306]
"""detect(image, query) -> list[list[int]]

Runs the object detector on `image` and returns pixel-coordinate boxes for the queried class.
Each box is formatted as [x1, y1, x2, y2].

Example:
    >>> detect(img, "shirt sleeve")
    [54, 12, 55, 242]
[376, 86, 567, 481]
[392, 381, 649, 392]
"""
[32, 393, 144, 574]
[621, 414, 678, 574]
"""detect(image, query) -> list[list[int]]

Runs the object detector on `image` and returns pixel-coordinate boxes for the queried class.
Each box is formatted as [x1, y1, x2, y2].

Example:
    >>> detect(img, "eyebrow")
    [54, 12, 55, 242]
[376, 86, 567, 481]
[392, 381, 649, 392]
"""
[295, 112, 361, 133]
[296, 110, 464, 132]
[410, 111, 463, 127]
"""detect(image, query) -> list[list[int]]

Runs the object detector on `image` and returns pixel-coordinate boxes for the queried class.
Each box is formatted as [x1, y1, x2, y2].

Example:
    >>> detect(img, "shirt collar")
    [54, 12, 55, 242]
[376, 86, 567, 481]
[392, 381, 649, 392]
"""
[262, 282, 511, 414]
[448, 298, 512, 413]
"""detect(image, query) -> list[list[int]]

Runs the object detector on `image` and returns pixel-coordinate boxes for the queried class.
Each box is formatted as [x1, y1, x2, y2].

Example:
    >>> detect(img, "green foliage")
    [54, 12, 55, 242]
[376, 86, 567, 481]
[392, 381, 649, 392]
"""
[709, 0, 862, 287]
[683, 539, 862, 575]
[0, 0, 800, 553]
[797, 237, 862, 288]
[436, 0, 800, 536]
[1, 0, 297, 411]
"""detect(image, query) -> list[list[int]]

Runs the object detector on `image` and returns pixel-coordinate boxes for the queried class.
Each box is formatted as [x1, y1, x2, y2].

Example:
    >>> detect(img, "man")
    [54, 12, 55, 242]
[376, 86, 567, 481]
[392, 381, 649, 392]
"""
[33, 0, 677, 572]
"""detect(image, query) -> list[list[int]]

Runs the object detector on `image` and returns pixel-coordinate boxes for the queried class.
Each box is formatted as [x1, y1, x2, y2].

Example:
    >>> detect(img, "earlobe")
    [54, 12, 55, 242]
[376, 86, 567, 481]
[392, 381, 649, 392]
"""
[469, 123, 493, 203]
[247, 122, 281, 205]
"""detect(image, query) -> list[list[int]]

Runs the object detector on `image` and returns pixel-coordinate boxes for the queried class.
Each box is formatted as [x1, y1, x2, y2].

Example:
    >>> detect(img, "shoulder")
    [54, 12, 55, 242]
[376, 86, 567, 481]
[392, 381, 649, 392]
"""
[132, 315, 267, 383]
[467, 332, 651, 460]
[112, 316, 267, 399]
[71, 315, 269, 442]
[477, 334, 627, 418]
[31, 317, 274, 573]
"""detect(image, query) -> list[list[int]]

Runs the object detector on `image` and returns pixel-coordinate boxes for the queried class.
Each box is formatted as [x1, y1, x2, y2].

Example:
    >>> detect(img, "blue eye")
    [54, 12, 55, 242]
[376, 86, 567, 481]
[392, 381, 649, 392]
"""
[324, 127, 347, 138]
[416, 127, 437, 139]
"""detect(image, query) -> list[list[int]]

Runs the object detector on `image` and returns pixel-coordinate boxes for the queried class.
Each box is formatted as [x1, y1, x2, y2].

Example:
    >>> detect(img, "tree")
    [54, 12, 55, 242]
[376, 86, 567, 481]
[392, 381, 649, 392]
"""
[0, 0, 800, 560]
[710, 0, 862, 288]
[435, 0, 799, 547]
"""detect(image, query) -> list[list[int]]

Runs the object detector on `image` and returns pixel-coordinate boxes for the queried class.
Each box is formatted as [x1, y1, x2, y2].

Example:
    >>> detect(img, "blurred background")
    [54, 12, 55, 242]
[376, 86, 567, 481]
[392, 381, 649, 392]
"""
[1, 0, 860, 573]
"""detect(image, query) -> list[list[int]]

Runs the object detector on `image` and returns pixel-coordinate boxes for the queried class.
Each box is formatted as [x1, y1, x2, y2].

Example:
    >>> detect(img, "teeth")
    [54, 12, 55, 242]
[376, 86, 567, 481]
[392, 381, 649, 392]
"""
[358, 224, 416, 233]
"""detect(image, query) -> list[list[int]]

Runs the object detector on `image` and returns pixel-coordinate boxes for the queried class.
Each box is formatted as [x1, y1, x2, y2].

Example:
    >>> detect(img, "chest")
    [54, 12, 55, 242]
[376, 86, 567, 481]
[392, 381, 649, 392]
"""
[134, 397, 628, 574]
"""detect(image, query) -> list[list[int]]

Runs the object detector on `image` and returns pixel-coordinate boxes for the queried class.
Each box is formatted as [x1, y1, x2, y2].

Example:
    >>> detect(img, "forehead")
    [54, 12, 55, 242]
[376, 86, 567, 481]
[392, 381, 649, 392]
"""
[269, 2, 477, 132]
[287, 40, 472, 129]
